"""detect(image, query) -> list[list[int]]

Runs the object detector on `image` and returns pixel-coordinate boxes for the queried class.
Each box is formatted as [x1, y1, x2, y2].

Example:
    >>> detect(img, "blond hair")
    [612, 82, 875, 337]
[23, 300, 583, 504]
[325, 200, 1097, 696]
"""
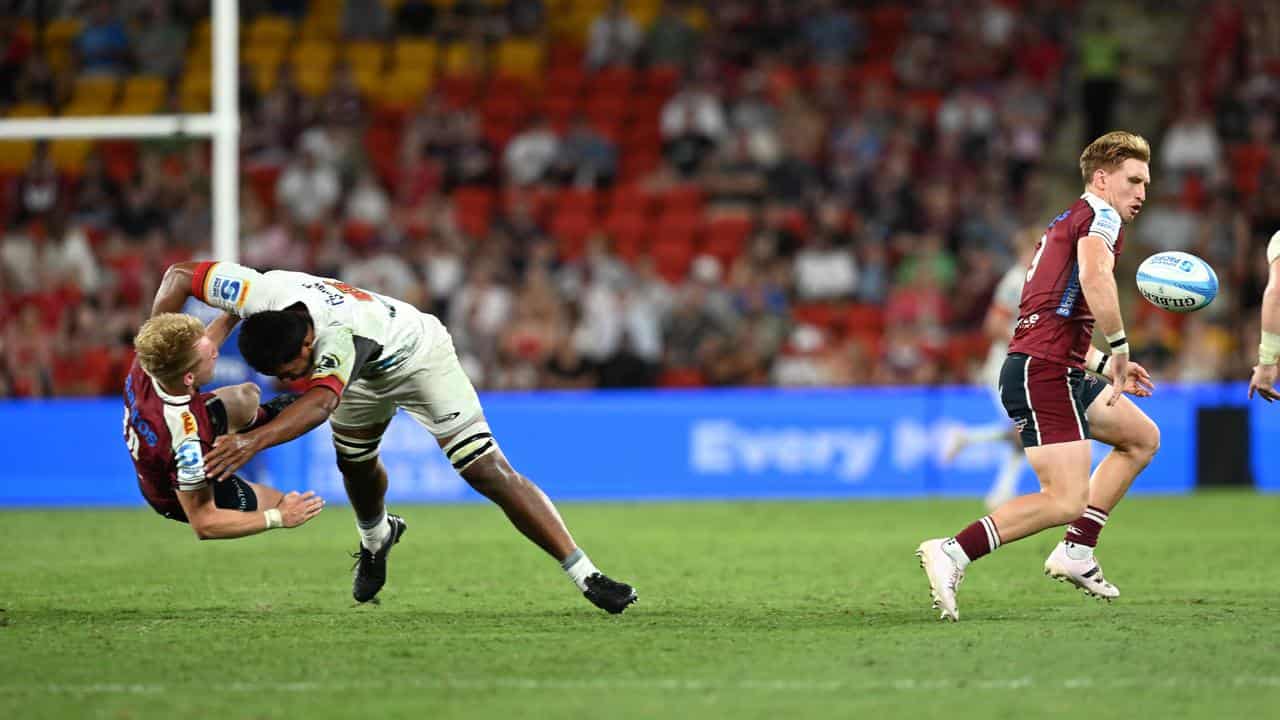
[134, 313, 205, 384]
[1080, 131, 1151, 185]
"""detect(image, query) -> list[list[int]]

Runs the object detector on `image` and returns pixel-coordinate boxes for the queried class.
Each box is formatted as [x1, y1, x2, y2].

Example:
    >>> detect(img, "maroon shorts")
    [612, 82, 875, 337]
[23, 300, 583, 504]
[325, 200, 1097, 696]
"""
[999, 353, 1105, 447]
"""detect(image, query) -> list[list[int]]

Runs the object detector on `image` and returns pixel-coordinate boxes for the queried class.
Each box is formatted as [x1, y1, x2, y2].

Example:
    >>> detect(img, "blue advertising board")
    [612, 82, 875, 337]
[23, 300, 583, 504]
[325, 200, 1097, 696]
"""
[0, 382, 1272, 508]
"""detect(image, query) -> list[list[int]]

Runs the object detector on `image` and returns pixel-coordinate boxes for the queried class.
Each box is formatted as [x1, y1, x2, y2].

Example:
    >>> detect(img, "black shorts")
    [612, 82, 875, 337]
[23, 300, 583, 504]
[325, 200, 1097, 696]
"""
[999, 353, 1108, 448]
[148, 475, 259, 523]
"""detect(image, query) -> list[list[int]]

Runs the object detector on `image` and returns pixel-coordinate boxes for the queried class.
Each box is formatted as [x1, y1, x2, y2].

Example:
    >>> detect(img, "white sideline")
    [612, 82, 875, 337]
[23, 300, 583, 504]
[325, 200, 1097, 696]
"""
[5, 676, 1279, 695]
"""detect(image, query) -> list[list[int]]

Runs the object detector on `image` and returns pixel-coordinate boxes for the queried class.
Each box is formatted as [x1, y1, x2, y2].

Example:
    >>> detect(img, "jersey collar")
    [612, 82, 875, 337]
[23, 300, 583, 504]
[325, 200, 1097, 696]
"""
[148, 373, 192, 405]
[1081, 190, 1119, 215]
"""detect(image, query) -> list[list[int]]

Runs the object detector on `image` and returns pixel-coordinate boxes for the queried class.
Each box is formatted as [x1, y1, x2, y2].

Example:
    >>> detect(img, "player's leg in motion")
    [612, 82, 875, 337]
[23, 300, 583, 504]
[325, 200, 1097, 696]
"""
[1045, 392, 1159, 599]
[440, 423, 638, 614]
[209, 383, 261, 431]
[332, 420, 408, 603]
[918, 355, 1092, 621]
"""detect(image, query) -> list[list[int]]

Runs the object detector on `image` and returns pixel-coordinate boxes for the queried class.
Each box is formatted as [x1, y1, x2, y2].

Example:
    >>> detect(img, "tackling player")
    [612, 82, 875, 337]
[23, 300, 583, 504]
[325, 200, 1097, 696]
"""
[943, 232, 1038, 510]
[917, 131, 1161, 621]
[126, 312, 324, 538]
[1248, 229, 1280, 402]
[150, 261, 637, 614]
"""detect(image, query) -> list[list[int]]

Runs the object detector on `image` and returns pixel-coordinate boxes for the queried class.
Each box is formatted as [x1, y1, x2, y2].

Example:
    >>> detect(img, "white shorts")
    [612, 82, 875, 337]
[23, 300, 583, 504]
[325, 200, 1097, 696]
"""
[330, 312, 483, 437]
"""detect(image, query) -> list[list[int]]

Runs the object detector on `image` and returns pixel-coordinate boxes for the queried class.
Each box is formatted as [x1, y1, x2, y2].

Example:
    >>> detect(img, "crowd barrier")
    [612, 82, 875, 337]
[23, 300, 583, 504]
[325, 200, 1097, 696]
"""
[1, 383, 1273, 507]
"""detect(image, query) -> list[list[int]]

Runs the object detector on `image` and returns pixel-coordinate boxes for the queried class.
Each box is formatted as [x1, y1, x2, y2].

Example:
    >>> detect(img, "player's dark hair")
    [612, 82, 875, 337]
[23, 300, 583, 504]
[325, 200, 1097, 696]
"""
[239, 309, 310, 374]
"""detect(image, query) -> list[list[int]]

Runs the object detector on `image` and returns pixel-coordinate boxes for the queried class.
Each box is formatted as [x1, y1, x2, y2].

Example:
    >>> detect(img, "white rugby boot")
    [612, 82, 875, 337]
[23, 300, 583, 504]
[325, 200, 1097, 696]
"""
[1044, 541, 1120, 600]
[916, 538, 964, 621]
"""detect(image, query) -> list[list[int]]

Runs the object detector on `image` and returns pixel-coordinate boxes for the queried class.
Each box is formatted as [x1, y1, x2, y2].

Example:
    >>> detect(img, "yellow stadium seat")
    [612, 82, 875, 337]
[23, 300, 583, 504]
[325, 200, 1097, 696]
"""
[252, 65, 280, 94]
[60, 98, 113, 117]
[122, 76, 167, 105]
[343, 42, 387, 72]
[192, 18, 211, 47]
[495, 38, 544, 80]
[179, 92, 211, 113]
[242, 44, 286, 70]
[8, 103, 53, 118]
[393, 40, 438, 73]
[0, 141, 36, 172]
[375, 71, 432, 108]
[630, 0, 661, 28]
[45, 46, 74, 75]
[49, 139, 94, 173]
[299, 12, 340, 40]
[351, 67, 383, 98]
[72, 75, 119, 104]
[291, 41, 337, 71]
[42, 17, 82, 47]
[246, 15, 295, 47]
[115, 97, 164, 116]
[294, 68, 332, 97]
[441, 42, 483, 77]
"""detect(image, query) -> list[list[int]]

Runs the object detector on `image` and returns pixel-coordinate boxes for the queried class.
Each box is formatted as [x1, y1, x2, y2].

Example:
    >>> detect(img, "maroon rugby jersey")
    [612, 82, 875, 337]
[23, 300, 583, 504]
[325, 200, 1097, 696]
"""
[122, 358, 217, 516]
[1008, 192, 1125, 368]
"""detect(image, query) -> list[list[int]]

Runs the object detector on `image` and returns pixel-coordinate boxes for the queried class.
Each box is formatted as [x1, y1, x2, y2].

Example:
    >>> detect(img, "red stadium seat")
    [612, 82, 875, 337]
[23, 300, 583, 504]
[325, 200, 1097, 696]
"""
[453, 187, 496, 238]
[703, 214, 753, 267]
[588, 66, 636, 95]
[654, 184, 705, 215]
[556, 187, 600, 216]
[607, 184, 652, 215]
[657, 367, 704, 388]
[649, 238, 697, 284]
[550, 209, 596, 260]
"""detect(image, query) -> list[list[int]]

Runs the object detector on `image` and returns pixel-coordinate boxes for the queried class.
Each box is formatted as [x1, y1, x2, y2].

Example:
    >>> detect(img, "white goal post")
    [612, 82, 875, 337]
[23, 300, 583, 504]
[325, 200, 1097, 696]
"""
[0, 0, 241, 262]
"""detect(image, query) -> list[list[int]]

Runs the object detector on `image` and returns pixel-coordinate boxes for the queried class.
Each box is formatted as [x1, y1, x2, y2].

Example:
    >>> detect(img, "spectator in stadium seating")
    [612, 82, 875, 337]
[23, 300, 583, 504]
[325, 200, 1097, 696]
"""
[504, 116, 560, 187]
[1078, 13, 1122, 145]
[70, 152, 122, 229]
[276, 143, 341, 226]
[345, 167, 391, 229]
[1161, 95, 1224, 184]
[661, 79, 727, 176]
[14, 143, 60, 225]
[0, 23, 32, 106]
[448, 260, 514, 376]
[554, 116, 617, 188]
[793, 203, 858, 301]
[543, 326, 597, 390]
[339, 240, 425, 311]
[444, 112, 495, 189]
[802, 0, 863, 62]
[132, 0, 187, 79]
[394, 0, 436, 36]
[644, 1, 700, 68]
[3, 305, 53, 397]
[586, 0, 641, 69]
[703, 133, 767, 210]
[320, 63, 367, 128]
[14, 55, 56, 109]
[77, 1, 132, 75]
[342, 0, 389, 40]
[240, 191, 306, 271]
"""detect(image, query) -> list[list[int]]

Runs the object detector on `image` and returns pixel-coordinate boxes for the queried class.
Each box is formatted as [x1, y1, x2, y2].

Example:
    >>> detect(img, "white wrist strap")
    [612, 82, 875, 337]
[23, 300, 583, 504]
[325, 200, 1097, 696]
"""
[264, 508, 283, 529]
[1261, 331, 1280, 365]
[1106, 330, 1128, 356]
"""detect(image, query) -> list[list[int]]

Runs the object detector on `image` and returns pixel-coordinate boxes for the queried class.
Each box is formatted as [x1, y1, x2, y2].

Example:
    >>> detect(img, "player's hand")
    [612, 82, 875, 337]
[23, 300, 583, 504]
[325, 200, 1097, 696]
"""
[1107, 353, 1128, 406]
[1122, 360, 1155, 397]
[1249, 364, 1280, 402]
[277, 490, 324, 528]
[205, 433, 264, 480]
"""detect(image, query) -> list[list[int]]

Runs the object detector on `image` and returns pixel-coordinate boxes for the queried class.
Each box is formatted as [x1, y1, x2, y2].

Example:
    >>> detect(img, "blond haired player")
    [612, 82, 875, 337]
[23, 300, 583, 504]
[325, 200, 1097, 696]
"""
[1248, 230, 1280, 402]
[149, 261, 636, 613]
[917, 132, 1161, 620]
[125, 312, 324, 538]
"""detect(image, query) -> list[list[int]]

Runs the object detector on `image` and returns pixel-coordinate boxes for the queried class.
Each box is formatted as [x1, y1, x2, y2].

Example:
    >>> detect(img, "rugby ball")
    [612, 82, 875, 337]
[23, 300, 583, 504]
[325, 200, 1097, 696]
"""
[1135, 251, 1218, 313]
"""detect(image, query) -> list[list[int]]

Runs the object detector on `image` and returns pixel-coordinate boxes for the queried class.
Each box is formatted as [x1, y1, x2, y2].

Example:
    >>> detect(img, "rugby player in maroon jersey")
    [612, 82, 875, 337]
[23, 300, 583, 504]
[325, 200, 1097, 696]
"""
[917, 132, 1161, 620]
[124, 312, 324, 539]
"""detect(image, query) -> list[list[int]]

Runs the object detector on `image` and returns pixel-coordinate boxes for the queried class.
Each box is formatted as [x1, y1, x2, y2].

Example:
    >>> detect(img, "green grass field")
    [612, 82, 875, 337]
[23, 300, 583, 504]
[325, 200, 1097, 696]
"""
[2, 492, 1278, 719]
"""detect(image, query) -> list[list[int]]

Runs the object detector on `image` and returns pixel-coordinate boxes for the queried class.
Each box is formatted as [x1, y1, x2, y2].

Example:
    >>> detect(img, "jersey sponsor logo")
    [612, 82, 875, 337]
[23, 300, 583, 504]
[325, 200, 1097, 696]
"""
[316, 352, 342, 373]
[210, 276, 249, 307]
[1047, 208, 1072, 229]
[1056, 263, 1082, 317]
[175, 438, 204, 481]
[181, 411, 197, 436]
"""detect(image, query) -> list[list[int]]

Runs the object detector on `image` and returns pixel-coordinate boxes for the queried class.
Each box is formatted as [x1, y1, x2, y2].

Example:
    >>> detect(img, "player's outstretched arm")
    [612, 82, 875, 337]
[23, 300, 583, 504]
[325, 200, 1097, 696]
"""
[1078, 234, 1128, 406]
[1250, 243, 1280, 402]
[204, 386, 340, 480]
[152, 262, 202, 317]
[176, 485, 324, 540]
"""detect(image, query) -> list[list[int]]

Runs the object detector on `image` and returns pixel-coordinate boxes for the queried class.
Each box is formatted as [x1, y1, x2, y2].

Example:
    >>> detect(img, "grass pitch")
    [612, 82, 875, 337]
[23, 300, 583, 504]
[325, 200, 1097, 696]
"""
[1, 492, 1277, 719]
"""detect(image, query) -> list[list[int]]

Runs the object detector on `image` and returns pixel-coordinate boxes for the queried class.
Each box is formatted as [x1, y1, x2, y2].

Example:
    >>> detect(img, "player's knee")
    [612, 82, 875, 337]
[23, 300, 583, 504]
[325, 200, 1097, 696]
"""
[442, 422, 498, 474]
[1136, 421, 1160, 465]
[333, 428, 382, 465]
[1046, 490, 1088, 525]
[225, 383, 262, 429]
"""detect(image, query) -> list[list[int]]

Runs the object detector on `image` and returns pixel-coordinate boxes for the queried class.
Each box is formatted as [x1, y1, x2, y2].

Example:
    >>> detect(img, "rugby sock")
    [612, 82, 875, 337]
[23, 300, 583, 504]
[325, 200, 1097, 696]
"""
[358, 510, 392, 552]
[946, 516, 1002, 568]
[561, 548, 599, 592]
[1064, 505, 1108, 558]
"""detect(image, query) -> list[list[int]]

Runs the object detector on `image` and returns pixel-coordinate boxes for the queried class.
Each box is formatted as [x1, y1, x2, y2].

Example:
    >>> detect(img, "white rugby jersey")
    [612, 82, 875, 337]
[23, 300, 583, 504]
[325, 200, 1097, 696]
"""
[981, 263, 1028, 385]
[191, 261, 437, 396]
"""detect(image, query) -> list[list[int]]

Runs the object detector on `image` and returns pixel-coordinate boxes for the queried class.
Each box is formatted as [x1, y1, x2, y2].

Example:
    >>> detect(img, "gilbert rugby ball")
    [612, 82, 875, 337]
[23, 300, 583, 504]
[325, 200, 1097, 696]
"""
[1135, 251, 1218, 313]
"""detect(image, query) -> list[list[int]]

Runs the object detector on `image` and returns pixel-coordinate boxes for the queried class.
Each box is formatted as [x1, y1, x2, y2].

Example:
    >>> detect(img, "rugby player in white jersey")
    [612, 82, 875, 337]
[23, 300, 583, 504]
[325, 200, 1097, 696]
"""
[151, 261, 637, 613]
[943, 232, 1038, 510]
[1248, 230, 1280, 403]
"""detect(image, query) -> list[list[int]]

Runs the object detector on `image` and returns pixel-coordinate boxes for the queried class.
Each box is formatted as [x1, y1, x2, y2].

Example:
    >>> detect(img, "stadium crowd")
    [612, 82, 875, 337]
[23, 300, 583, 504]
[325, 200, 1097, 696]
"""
[0, 0, 1277, 398]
